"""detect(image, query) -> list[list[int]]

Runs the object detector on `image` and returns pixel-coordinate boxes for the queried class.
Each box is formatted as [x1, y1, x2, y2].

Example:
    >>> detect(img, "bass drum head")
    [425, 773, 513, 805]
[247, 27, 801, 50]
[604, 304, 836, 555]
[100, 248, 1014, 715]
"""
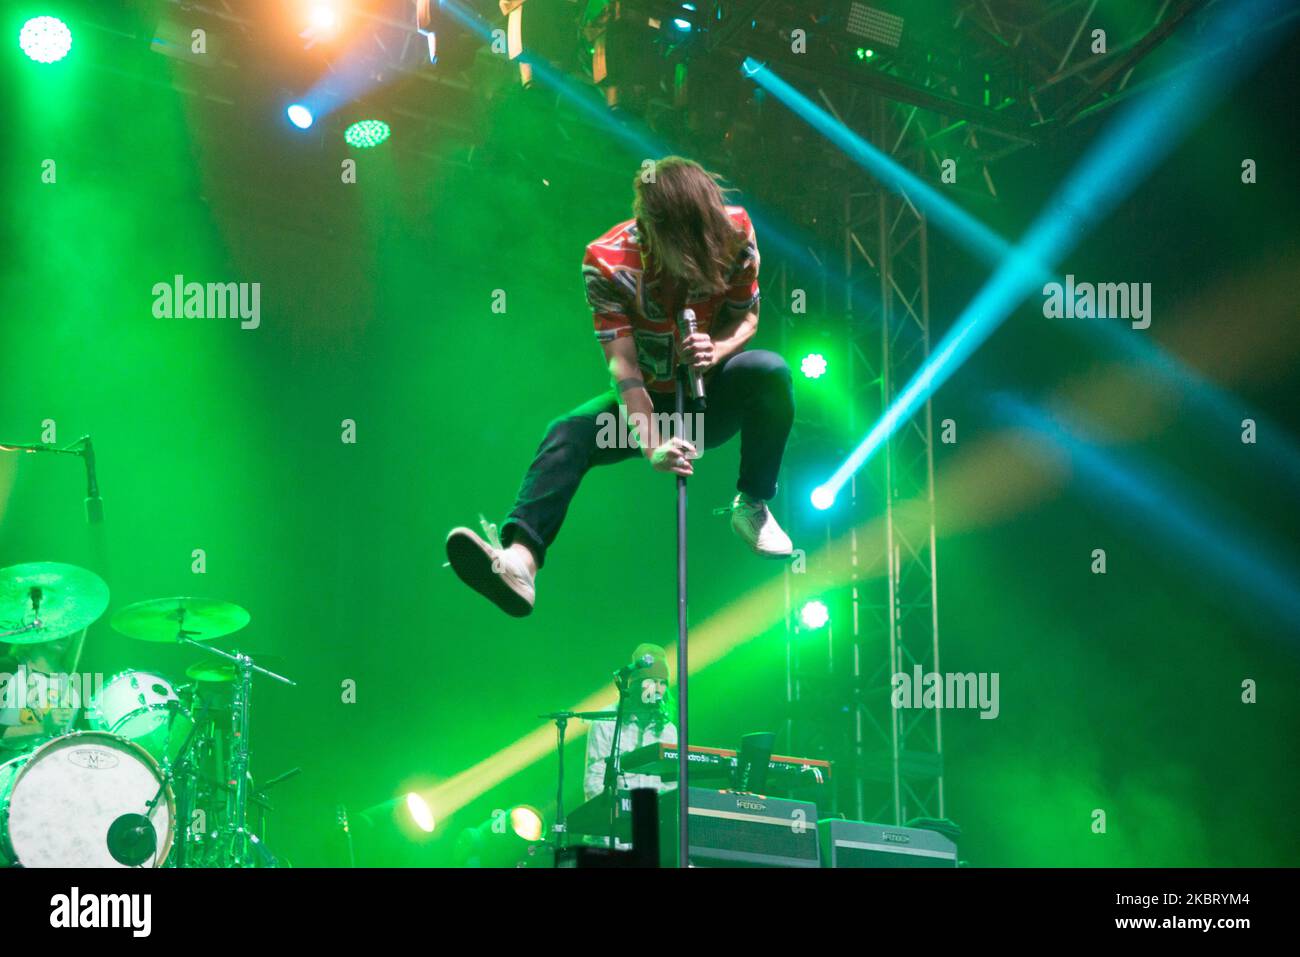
[0, 731, 174, 868]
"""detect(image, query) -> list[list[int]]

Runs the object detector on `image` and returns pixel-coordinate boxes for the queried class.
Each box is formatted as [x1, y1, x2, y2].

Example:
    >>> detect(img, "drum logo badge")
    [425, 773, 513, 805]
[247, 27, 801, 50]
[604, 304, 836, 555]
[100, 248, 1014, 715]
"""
[67, 748, 120, 770]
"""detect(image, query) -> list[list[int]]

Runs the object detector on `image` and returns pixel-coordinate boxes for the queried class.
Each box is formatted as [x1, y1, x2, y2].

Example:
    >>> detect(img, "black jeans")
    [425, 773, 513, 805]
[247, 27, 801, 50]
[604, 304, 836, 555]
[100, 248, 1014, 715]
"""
[501, 349, 794, 567]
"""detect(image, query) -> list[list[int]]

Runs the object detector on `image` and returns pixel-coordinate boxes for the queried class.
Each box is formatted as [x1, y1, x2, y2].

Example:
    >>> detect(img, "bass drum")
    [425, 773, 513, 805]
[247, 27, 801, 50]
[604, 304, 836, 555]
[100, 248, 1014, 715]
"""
[0, 731, 174, 868]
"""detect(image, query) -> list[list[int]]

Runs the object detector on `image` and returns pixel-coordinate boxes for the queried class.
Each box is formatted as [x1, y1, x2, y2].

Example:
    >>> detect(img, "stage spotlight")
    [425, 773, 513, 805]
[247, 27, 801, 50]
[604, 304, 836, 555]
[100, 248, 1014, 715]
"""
[799, 600, 830, 630]
[845, 3, 904, 49]
[299, 1, 344, 48]
[19, 16, 72, 63]
[308, 3, 339, 32]
[455, 805, 546, 867]
[344, 790, 438, 865]
[672, 18, 692, 31]
[344, 119, 391, 149]
[287, 103, 314, 129]
[510, 806, 544, 842]
[810, 485, 835, 511]
[405, 793, 436, 833]
[800, 353, 828, 379]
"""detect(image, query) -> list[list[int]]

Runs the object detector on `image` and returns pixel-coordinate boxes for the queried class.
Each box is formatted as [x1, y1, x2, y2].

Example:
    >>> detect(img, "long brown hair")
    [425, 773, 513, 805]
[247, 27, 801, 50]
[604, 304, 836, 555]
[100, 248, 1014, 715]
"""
[633, 157, 744, 295]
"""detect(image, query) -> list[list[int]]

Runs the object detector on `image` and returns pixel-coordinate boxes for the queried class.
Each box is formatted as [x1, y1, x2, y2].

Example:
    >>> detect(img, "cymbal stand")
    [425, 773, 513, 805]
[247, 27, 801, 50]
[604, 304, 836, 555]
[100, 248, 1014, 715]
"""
[176, 626, 294, 867]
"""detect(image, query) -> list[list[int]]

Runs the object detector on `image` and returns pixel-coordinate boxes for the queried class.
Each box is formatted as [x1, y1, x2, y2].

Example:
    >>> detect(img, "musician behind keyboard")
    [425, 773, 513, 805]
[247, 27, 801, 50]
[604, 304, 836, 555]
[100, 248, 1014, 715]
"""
[582, 643, 679, 836]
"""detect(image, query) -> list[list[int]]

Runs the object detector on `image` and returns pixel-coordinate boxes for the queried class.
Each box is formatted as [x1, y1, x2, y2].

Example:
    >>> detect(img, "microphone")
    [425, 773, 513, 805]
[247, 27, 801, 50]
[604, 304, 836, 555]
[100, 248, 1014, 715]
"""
[107, 813, 157, 867]
[676, 308, 706, 405]
[80, 435, 103, 525]
[615, 654, 655, 679]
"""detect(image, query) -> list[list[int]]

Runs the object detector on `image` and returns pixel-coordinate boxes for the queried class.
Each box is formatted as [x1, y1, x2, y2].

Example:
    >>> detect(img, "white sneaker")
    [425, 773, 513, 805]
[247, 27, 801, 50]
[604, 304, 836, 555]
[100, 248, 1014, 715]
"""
[728, 494, 793, 558]
[445, 518, 536, 617]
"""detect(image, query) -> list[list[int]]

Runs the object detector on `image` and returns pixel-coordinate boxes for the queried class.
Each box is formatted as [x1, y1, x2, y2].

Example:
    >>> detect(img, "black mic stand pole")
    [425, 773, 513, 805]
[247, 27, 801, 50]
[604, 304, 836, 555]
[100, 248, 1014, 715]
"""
[674, 371, 690, 869]
[602, 671, 633, 845]
[552, 713, 569, 850]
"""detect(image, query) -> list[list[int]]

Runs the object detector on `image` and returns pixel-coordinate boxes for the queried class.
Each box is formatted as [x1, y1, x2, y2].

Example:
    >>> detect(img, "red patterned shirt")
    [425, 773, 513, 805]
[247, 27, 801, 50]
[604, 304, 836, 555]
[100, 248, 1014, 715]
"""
[582, 206, 760, 394]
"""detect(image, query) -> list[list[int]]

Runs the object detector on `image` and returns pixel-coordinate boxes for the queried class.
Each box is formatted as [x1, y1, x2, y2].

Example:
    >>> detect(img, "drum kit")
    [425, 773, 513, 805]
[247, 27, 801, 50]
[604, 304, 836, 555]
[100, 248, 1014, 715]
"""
[0, 561, 295, 868]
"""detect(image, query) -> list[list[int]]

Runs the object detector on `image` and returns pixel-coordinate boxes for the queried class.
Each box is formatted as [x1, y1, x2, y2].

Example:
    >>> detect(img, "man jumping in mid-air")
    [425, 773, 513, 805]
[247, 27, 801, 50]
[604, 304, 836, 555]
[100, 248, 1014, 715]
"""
[446, 156, 795, 616]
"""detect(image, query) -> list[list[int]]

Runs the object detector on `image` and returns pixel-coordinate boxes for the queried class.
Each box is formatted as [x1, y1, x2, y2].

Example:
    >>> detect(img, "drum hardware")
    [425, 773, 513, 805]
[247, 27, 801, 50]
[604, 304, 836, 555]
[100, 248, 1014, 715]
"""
[110, 597, 294, 868]
[201, 768, 295, 868]
[260, 765, 302, 792]
[146, 697, 211, 869]
[185, 654, 287, 685]
[0, 562, 109, 644]
[179, 647, 293, 867]
[109, 596, 251, 645]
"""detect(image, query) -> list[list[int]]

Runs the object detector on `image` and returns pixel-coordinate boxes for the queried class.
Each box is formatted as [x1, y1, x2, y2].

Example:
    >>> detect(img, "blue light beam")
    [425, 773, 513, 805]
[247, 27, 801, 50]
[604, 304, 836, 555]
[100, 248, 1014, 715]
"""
[813, 0, 1294, 509]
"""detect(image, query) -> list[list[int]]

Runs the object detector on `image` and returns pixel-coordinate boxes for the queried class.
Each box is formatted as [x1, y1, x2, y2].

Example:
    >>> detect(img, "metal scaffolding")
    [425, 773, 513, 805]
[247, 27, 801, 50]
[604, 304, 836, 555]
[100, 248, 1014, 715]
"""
[744, 0, 1264, 828]
[774, 86, 942, 826]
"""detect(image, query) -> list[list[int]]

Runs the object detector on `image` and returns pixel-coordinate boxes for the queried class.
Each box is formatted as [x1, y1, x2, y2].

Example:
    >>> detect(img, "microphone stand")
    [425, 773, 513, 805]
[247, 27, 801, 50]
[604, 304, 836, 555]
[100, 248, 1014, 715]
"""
[674, 370, 691, 869]
[79, 435, 110, 580]
[535, 711, 571, 851]
[0, 434, 108, 570]
[554, 714, 569, 850]
[601, 671, 634, 846]
[0, 436, 101, 521]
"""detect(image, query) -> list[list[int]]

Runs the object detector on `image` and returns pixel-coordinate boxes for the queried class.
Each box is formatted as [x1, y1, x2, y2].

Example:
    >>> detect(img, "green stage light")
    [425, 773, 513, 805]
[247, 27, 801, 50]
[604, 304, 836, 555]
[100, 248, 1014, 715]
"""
[20, 16, 72, 63]
[344, 119, 391, 149]
[799, 600, 830, 630]
[405, 792, 435, 833]
[855, 47, 875, 60]
[800, 353, 828, 379]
